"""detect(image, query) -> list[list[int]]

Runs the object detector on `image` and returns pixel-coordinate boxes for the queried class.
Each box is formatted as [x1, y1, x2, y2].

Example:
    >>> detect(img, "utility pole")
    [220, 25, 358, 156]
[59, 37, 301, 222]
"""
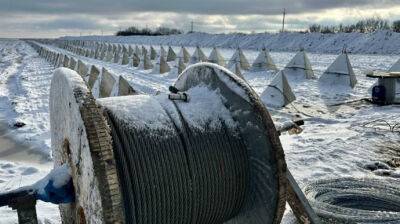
[190, 21, 194, 33]
[282, 8, 286, 32]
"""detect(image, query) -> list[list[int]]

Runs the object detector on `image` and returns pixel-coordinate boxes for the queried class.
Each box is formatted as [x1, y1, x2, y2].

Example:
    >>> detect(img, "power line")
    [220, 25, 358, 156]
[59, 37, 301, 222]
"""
[282, 8, 286, 32]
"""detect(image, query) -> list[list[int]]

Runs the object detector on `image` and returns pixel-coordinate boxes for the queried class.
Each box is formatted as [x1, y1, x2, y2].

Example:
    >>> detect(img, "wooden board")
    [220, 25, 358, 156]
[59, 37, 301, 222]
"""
[50, 67, 124, 224]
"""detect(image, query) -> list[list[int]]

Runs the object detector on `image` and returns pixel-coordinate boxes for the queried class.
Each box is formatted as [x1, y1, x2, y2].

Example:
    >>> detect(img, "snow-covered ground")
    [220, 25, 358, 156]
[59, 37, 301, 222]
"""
[0, 38, 399, 223]
[64, 30, 400, 54]
[0, 40, 59, 223]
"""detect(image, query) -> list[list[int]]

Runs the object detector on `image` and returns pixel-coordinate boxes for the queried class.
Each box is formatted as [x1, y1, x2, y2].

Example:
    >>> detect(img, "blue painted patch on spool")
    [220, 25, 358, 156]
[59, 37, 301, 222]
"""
[36, 178, 75, 204]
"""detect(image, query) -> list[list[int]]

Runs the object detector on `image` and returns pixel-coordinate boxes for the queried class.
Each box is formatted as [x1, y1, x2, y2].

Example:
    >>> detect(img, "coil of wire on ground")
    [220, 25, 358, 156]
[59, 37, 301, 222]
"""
[304, 177, 400, 223]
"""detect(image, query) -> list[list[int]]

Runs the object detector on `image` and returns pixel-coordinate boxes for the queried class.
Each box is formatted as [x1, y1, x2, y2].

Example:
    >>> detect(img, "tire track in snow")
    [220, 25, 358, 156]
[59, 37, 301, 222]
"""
[0, 40, 54, 156]
[0, 43, 24, 120]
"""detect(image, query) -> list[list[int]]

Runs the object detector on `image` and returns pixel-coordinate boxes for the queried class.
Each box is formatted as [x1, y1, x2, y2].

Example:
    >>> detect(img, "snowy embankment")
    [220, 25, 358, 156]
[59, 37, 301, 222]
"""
[64, 30, 400, 54]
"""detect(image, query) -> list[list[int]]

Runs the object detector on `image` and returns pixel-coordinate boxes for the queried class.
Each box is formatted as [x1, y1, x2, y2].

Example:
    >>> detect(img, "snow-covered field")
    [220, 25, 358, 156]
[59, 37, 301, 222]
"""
[0, 38, 399, 223]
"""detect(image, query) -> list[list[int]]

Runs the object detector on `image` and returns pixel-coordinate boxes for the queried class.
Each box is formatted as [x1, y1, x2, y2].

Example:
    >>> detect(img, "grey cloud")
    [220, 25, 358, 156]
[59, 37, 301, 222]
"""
[1, 0, 399, 15]
[38, 17, 101, 30]
[1, 0, 400, 38]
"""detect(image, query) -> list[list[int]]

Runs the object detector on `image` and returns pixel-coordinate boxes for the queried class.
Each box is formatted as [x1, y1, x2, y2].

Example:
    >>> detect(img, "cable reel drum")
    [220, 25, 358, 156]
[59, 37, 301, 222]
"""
[50, 63, 287, 224]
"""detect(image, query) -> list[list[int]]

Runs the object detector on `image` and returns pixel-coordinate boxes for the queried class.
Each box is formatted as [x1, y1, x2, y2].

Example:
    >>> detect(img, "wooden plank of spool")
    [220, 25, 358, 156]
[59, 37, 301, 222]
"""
[50, 68, 124, 223]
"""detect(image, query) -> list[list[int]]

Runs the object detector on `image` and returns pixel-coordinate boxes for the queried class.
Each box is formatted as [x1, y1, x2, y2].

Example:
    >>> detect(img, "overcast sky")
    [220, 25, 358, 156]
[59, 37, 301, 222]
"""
[1, 0, 400, 38]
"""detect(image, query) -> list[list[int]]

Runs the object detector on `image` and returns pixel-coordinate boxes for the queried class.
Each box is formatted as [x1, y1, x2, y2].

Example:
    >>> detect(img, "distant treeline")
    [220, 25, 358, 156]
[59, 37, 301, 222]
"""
[309, 17, 400, 33]
[116, 26, 183, 36]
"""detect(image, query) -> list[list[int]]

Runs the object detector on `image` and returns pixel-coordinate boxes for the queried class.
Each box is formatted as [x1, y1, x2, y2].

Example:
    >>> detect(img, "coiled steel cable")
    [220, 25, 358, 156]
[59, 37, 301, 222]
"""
[103, 98, 249, 224]
[304, 177, 400, 223]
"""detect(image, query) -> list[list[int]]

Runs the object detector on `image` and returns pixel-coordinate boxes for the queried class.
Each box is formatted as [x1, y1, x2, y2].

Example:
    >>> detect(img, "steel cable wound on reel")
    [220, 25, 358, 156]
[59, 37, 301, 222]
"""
[50, 63, 287, 224]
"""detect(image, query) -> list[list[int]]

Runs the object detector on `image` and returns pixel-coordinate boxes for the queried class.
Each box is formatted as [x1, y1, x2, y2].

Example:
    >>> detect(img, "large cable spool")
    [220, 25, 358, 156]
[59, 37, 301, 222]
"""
[50, 63, 286, 224]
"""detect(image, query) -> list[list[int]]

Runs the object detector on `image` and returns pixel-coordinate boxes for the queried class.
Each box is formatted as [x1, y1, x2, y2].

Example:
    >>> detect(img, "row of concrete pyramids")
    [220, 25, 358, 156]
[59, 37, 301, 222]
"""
[58, 40, 362, 87]
[57, 40, 281, 76]
[62, 39, 400, 71]
[29, 41, 137, 99]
